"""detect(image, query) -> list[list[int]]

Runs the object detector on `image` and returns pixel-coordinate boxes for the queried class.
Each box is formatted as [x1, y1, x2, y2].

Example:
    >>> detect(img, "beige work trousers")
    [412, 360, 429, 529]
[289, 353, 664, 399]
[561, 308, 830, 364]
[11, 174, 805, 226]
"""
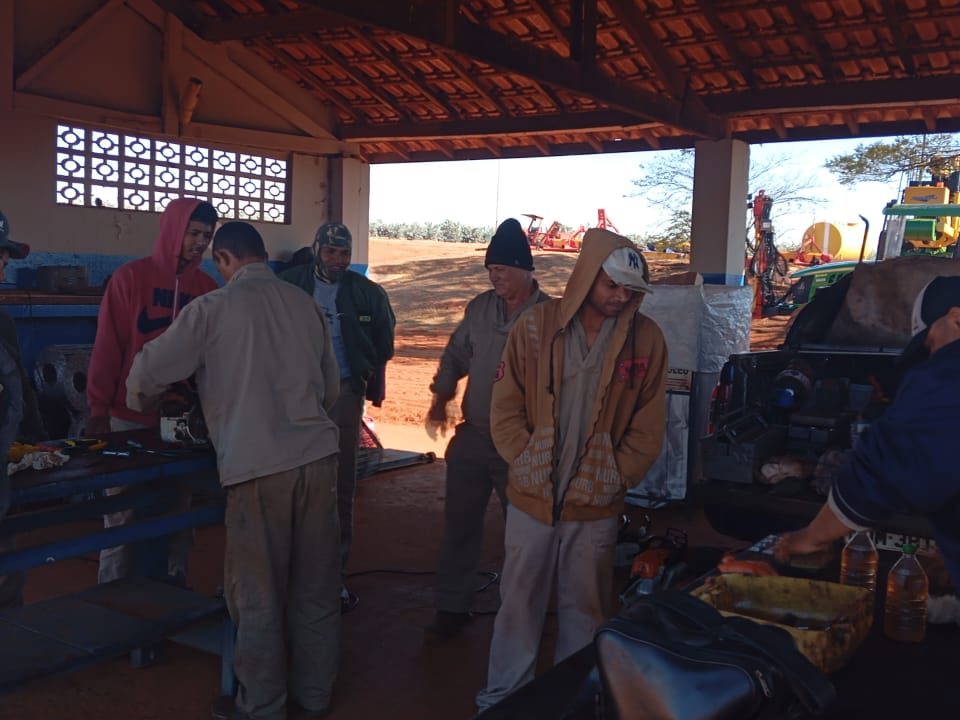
[225, 454, 341, 720]
[476, 505, 619, 711]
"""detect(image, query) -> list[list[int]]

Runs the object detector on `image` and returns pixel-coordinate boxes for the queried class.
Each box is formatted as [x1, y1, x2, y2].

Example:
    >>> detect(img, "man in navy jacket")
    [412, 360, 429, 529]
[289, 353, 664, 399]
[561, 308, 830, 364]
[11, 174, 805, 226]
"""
[777, 275, 960, 592]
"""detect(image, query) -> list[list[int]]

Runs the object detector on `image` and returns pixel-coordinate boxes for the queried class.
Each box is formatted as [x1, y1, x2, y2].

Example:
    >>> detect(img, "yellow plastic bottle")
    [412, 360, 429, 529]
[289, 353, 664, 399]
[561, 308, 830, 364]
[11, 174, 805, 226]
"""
[883, 543, 928, 643]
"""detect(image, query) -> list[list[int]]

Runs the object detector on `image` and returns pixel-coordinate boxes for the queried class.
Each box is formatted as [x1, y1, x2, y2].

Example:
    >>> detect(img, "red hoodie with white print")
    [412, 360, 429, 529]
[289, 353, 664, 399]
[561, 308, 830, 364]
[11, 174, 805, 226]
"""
[87, 198, 218, 426]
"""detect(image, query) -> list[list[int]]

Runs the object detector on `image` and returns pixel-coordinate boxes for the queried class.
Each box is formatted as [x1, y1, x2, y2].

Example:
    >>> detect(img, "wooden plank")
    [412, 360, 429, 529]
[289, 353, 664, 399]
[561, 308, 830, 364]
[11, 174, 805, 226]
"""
[162, 11, 184, 135]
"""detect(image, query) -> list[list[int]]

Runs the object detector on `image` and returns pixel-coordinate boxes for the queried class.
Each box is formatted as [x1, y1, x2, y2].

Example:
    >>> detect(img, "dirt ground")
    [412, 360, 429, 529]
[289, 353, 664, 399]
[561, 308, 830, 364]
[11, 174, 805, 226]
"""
[366, 238, 789, 441]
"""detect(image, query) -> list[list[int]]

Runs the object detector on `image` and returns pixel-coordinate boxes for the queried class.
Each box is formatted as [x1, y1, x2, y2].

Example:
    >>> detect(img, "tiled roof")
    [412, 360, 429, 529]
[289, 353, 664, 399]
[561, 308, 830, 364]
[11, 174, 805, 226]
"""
[168, 0, 960, 162]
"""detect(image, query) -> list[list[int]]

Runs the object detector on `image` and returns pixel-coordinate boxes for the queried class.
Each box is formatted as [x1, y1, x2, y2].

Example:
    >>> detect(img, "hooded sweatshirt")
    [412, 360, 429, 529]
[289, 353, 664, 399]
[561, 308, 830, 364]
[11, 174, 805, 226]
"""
[490, 229, 668, 525]
[87, 198, 218, 426]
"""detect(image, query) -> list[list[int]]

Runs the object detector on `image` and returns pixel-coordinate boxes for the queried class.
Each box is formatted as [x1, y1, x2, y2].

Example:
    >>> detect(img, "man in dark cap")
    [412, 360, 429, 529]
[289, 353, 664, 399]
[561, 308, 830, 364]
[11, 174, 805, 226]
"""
[280, 222, 395, 612]
[424, 218, 550, 640]
[777, 275, 960, 593]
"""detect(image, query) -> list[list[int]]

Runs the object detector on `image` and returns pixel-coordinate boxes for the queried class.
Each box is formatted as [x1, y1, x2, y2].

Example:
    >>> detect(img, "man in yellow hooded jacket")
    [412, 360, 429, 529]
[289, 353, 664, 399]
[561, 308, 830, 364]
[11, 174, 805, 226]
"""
[476, 229, 668, 710]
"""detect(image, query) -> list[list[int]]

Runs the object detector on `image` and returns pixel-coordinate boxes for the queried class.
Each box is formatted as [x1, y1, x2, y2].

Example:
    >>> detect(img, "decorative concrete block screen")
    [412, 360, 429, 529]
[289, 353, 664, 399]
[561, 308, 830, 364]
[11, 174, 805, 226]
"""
[55, 124, 290, 224]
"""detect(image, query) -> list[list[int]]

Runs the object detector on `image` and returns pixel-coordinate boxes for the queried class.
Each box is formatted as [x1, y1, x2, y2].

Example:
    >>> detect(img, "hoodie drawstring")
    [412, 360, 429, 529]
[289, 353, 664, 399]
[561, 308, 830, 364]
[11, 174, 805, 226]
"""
[172, 276, 181, 320]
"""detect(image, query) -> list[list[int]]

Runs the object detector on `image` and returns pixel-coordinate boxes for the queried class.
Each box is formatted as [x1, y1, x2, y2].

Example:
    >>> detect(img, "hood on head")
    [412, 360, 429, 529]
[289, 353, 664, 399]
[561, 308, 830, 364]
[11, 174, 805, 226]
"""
[152, 197, 206, 276]
[559, 228, 648, 326]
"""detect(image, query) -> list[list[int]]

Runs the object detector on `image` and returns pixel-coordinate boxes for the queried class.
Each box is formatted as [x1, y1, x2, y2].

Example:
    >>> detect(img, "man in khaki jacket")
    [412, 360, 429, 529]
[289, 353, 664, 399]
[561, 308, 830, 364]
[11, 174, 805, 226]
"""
[476, 229, 668, 711]
[127, 222, 341, 720]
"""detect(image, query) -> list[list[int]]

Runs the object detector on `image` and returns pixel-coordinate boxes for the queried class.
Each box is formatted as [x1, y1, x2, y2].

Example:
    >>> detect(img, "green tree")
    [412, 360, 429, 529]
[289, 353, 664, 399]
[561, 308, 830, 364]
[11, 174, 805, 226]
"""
[825, 134, 960, 186]
[639, 209, 691, 253]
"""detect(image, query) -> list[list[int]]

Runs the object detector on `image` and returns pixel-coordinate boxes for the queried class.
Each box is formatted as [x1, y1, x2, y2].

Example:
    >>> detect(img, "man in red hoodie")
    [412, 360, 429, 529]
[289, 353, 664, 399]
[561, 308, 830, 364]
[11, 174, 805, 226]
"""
[87, 197, 219, 583]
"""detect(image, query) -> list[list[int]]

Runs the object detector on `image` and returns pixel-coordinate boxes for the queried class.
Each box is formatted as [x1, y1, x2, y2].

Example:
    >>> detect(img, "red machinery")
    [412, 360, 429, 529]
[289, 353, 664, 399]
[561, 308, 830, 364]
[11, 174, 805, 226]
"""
[522, 208, 621, 253]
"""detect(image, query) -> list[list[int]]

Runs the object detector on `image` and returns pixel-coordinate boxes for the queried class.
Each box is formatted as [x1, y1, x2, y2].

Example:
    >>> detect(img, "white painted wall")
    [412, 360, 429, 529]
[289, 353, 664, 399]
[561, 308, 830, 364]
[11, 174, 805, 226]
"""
[2, 0, 366, 264]
[0, 110, 330, 260]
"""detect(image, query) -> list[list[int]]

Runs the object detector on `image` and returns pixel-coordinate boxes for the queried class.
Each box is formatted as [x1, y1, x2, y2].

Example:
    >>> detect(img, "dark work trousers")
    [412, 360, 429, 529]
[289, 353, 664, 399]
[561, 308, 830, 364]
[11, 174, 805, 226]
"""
[331, 379, 364, 577]
[225, 454, 341, 720]
[434, 423, 509, 614]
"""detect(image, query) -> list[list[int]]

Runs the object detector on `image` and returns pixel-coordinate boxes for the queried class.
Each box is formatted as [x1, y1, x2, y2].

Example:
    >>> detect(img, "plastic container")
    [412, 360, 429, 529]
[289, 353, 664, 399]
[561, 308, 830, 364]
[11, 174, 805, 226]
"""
[840, 531, 879, 593]
[883, 543, 928, 643]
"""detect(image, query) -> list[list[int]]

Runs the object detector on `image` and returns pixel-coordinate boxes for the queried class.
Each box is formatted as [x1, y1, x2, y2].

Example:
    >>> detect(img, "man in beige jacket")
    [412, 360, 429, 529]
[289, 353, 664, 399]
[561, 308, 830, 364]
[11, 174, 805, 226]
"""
[476, 229, 668, 711]
[127, 222, 341, 720]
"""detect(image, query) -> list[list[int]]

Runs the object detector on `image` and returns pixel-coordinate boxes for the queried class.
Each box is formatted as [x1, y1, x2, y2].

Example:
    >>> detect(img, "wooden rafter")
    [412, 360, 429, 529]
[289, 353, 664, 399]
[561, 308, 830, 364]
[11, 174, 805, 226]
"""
[351, 29, 458, 121]
[437, 49, 510, 117]
[251, 40, 358, 122]
[342, 111, 655, 141]
[529, 135, 551, 155]
[782, 0, 836, 82]
[302, 34, 410, 122]
[697, 2, 758, 89]
[195, 2, 726, 137]
[878, 0, 916, 76]
[569, 0, 597, 71]
[709, 77, 960, 115]
[604, 0, 685, 98]
[525, 0, 568, 45]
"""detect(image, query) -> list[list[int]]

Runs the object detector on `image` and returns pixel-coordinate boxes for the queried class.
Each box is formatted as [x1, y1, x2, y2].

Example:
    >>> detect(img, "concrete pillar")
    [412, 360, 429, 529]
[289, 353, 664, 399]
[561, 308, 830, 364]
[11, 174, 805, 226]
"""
[690, 139, 750, 285]
[328, 155, 371, 269]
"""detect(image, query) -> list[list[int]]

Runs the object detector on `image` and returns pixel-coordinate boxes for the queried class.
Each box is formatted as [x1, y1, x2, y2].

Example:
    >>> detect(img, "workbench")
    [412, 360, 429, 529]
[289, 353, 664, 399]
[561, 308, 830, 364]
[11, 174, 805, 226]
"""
[0, 432, 233, 694]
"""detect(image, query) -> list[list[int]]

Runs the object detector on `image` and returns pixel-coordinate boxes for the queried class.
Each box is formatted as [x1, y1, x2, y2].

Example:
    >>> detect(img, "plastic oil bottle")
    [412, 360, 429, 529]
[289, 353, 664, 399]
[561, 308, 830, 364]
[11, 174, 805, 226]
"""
[840, 530, 879, 592]
[883, 543, 928, 643]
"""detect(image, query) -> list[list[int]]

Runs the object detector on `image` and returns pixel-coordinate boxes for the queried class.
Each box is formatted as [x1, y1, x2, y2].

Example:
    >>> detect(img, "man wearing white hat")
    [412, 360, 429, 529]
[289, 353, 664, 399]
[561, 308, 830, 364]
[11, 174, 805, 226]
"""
[477, 229, 668, 710]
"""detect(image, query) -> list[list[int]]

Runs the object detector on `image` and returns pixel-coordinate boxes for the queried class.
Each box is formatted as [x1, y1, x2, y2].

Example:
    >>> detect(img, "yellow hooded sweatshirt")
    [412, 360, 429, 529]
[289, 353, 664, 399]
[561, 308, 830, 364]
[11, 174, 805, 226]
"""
[490, 229, 668, 525]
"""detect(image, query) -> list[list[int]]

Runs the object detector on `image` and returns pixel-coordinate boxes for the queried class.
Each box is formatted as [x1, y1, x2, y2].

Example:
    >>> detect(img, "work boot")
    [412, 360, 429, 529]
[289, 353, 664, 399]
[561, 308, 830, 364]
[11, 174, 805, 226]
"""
[211, 696, 253, 720]
[424, 610, 473, 641]
[340, 585, 359, 613]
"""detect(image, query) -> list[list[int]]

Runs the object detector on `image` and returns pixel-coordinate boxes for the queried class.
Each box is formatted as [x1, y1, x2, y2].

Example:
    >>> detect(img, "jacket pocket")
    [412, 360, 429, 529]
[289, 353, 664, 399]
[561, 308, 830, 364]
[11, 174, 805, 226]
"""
[565, 433, 625, 510]
[507, 426, 554, 497]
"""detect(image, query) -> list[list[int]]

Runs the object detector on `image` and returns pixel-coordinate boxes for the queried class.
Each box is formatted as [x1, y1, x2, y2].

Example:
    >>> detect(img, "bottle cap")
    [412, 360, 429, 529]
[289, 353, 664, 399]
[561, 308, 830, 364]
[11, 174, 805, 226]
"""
[901, 543, 917, 554]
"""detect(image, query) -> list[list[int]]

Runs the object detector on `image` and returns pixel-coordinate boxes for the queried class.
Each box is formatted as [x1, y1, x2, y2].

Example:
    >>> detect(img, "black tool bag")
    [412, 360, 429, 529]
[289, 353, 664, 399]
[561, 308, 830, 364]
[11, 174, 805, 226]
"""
[595, 590, 836, 720]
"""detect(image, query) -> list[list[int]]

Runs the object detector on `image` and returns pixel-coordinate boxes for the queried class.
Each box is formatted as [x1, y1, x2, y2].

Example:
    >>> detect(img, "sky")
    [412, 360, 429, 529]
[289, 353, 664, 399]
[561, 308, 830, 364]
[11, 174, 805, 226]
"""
[369, 136, 908, 254]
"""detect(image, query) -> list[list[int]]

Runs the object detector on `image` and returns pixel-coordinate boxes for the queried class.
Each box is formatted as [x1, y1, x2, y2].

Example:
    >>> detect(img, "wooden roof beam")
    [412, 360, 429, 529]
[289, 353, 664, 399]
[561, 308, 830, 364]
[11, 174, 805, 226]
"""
[569, 0, 597, 72]
[251, 40, 358, 122]
[303, 34, 411, 122]
[844, 112, 859, 135]
[697, 3, 758, 89]
[437, 49, 511, 117]
[783, 0, 836, 82]
[878, 0, 917, 75]
[525, 0, 568, 45]
[198, 2, 726, 138]
[355, 30, 458, 120]
[342, 111, 656, 141]
[529, 135, 551, 155]
[708, 77, 960, 115]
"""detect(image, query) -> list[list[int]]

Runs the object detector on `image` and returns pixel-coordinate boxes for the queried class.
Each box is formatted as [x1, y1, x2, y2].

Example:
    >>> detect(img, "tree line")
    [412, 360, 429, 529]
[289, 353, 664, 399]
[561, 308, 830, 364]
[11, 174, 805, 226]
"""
[370, 219, 495, 244]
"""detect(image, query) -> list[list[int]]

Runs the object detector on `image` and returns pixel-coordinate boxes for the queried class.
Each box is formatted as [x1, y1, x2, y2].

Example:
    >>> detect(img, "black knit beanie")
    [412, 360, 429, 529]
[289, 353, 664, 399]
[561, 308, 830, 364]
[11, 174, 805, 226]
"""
[484, 218, 534, 271]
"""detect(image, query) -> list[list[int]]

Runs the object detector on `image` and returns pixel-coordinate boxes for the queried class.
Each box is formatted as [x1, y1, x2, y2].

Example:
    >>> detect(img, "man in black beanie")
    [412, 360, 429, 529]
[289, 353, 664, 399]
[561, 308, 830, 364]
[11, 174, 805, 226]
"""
[424, 218, 550, 640]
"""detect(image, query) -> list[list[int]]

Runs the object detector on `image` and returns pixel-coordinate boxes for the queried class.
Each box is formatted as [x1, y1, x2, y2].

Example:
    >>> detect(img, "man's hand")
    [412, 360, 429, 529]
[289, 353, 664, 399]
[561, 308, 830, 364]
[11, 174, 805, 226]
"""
[425, 395, 454, 440]
[84, 415, 112, 436]
[774, 529, 832, 564]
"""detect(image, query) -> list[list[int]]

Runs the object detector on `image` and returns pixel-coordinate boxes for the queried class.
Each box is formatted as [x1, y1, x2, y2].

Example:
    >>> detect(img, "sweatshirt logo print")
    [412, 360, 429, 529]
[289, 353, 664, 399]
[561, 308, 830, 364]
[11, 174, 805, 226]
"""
[136, 288, 197, 335]
[616, 357, 648, 382]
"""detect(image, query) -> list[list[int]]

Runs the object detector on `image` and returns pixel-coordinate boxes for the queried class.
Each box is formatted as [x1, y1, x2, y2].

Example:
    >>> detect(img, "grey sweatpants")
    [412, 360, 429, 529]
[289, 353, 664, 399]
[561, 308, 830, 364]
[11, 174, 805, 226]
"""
[98, 417, 193, 584]
[434, 423, 508, 614]
[331, 379, 364, 576]
[225, 454, 341, 720]
[476, 505, 619, 711]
